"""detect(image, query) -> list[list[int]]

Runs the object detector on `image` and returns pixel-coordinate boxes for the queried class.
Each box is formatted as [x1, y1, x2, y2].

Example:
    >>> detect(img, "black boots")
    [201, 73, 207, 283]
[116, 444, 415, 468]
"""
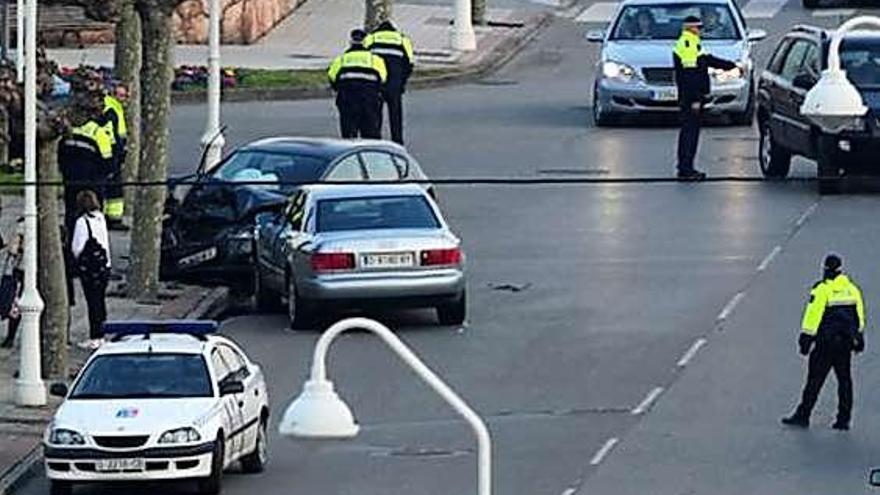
[781, 414, 809, 428]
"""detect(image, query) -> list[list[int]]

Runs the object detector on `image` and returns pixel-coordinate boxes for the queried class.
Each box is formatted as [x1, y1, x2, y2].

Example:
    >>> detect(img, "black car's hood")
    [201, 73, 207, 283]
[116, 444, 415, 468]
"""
[232, 186, 288, 220]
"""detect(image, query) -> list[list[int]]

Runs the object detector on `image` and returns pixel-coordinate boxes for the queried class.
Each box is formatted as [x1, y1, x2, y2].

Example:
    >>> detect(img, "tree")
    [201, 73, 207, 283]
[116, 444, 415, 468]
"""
[127, 0, 186, 302]
[364, 0, 391, 32]
[114, 0, 142, 223]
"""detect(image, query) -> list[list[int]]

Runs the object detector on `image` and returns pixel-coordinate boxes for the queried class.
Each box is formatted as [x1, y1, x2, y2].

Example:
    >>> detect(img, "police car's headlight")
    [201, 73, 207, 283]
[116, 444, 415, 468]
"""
[602, 61, 636, 82]
[158, 427, 202, 444]
[710, 66, 744, 82]
[49, 428, 86, 446]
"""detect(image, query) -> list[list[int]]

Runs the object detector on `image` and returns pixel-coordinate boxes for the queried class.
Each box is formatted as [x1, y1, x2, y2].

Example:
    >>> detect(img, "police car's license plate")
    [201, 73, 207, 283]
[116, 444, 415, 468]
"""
[362, 252, 414, 268]
[96, 458, 145, 472]
[178, 247, 218, 268]
[654, 89, 678, 101]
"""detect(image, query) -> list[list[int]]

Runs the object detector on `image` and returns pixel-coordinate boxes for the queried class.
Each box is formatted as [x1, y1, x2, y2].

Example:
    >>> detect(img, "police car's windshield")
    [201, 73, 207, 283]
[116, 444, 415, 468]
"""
[213, 150, 328, 193]
[611, 4, 740, 41]
[70, 354, 213, 399]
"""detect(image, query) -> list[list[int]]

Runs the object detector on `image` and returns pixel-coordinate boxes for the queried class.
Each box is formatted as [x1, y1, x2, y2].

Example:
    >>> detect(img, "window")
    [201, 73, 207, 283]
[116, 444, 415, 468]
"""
[610, 3, 740, 41]
[840, 40, 880, 89]
[317, 196, 441, 233]
[218, 345, 250, 381]
[325, 154, 364, 181]
[393, 155, 410, 178]
[802, 43, 820, 79]
[779, 40, 810, 81]
[362, 152, 401, 181]
[70, 354, 213, 399]
[211, 350, 232, 382]
[767, 39, 792, 74]
[214, 150, 328, 193]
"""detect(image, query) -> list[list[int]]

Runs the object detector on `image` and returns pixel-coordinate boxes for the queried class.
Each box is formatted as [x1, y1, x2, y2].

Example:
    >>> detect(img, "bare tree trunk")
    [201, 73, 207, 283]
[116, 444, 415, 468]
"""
[472, 0, 485, 26]
[115, 0, 141, 223]
[37, 137, 68, 379]
[364, 0, 391, 32]
[128, 4, 173, 302]
[0, 106, 8, 166]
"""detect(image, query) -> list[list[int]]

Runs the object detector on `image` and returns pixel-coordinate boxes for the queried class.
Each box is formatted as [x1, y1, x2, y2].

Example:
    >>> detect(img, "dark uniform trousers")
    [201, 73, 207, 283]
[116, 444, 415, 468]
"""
[337, 85, 383, 139]
[677, 101, 702, 173]
[379, 88, 404, 144]
[796, 343, 853, 423]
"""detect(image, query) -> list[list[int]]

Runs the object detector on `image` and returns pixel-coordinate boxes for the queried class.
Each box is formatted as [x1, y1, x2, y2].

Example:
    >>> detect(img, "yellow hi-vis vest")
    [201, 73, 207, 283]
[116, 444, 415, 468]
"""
[364, 30, 414, 63]
[327, 50, 388, 84]
[69, 121, 114, 160]
[801, 274, 866, 335]
[674, 30, 703, 69]
[103, 95, 127, 139]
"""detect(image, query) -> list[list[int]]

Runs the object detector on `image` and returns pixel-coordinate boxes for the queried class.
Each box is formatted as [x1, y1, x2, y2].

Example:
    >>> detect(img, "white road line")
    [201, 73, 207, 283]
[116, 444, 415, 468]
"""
[812, 8, 856, 18]
[717, 292, 744, 322]
[560, 488, 578, 495]
[757, 245, 782, 272]
[795, 202, 819, 228]
[676, 338, 707, 367]
[741, 0, 788, 19]
[558, 4, 584, 19]
[631, 386, 665, 415]
[575, 2, 619, 23]
[590, 437, 620, 466]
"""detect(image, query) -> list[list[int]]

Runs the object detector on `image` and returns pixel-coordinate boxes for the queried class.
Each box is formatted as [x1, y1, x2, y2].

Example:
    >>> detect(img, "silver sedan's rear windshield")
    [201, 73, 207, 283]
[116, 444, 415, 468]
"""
[611, 3, 740, 41]
[317, 195, 440, 232]
[70, 353, 213, 399]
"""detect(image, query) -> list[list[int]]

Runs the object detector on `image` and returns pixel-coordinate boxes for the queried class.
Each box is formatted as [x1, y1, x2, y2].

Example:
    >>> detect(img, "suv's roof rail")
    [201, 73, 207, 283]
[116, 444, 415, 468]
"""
[792, 24, 827, 38]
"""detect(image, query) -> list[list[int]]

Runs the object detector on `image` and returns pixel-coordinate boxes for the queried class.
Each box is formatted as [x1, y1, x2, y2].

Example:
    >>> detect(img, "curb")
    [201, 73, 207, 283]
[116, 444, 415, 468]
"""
[0, 286, 231, 495]
[171, 11, 553, 105]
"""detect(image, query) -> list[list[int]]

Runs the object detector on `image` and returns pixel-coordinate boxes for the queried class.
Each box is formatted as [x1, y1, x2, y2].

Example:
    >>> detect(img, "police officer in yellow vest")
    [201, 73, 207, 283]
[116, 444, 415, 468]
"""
[672, 15, 736, 180]
[328, 29, 388, 139]
[783, 254, 866, 430]
[102, 84, 129, 230]
[365, 20, 414, 145]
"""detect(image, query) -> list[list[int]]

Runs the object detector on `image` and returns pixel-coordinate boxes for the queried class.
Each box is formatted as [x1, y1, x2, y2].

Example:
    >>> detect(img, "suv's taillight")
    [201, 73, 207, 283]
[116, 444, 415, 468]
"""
[311, 252, 355, 272]
[420, 248, 461, 266]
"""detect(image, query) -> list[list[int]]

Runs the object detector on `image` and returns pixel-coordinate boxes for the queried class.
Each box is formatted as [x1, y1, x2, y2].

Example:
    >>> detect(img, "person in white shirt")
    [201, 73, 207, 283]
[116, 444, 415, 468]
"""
[71, 190, 111, 350]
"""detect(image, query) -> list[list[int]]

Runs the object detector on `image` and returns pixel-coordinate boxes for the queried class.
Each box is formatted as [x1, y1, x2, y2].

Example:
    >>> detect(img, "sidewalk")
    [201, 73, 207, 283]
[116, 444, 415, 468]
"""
[45, 0, 545, 71]
[0, 196, 229, 495]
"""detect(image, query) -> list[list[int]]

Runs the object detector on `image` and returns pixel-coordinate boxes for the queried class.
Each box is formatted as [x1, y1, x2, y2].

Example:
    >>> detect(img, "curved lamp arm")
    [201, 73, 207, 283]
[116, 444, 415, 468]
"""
[828, 16, 880, 72]
[312, 317, 492, 495]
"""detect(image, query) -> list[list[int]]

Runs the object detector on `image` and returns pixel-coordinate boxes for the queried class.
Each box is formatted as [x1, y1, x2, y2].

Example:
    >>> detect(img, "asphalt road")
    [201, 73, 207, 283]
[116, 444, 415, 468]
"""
[19, 1, 880, 494]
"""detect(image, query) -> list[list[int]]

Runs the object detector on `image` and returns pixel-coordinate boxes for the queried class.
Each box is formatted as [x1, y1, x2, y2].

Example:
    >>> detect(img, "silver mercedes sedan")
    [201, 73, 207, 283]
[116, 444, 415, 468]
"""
[587, 0, 766, 126]
[253, 184, 466, 329]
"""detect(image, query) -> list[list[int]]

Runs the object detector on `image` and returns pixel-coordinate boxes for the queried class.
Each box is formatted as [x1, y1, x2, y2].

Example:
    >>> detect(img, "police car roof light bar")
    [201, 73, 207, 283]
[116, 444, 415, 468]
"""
[103, 320, 219, 341]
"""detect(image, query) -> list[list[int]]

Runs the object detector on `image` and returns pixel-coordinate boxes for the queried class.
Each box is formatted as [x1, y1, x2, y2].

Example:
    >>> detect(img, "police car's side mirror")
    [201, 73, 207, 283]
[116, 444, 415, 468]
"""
[220, 380, 245, 396]
[586, 30, 606, 42]
[869, 468, 880, 486]
[50, 383, 69, 398]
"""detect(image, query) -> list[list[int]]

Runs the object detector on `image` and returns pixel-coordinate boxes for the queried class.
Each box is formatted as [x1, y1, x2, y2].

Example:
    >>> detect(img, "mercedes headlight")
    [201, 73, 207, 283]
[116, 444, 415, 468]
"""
[49, 428, 86, 446]
[158, 427, 202, 444]
[710, 65, 744, 82]
[602, 61, 636, 82]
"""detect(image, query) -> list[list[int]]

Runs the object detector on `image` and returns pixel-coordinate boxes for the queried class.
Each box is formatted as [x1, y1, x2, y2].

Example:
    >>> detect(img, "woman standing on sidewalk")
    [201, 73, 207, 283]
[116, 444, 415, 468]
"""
[0, 217, 23, 349]
[71, 190, 111, 350]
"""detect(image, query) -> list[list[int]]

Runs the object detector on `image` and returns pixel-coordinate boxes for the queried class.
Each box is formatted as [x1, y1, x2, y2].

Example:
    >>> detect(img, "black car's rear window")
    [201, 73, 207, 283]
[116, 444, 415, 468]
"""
[214, 150, 328, 192]
[70, 353, 213, 399]
[317, 195, 440, 233]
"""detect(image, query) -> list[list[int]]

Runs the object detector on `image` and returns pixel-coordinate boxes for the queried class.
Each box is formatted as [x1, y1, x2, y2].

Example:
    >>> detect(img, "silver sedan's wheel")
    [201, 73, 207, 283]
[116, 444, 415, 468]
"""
[287, 272, 314, 330]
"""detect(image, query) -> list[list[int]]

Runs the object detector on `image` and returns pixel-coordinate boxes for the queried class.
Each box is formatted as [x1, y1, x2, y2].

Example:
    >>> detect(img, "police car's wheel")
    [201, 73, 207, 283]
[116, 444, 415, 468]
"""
[197, 435, 225, 495]
[49, 480, 72, 495]
[241, 419, 268, 473]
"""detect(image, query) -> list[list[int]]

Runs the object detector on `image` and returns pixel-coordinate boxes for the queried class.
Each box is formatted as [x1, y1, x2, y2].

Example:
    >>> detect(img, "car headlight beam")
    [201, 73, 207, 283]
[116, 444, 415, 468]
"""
[159, 427, 202, 444]
[49, 428, 86, 446]
[602, 61, 636, 82]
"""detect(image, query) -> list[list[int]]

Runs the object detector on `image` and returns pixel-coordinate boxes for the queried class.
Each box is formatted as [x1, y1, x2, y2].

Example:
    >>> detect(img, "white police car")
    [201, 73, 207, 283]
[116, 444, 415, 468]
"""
[43, 321, 270, 495]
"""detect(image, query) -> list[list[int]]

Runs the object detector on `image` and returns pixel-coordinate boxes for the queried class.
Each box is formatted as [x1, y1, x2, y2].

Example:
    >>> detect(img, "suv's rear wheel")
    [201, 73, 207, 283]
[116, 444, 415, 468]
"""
[759, 120, 791, 178]
[818, 135, 842, 195]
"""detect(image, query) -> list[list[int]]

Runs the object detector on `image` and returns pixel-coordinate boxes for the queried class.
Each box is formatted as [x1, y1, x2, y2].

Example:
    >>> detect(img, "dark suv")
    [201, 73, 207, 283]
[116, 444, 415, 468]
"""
[756, 25, 880, 193]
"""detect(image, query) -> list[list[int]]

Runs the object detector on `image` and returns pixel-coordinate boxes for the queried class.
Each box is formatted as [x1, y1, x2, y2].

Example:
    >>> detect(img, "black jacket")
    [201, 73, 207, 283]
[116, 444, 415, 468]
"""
[673, 53, 737, 104]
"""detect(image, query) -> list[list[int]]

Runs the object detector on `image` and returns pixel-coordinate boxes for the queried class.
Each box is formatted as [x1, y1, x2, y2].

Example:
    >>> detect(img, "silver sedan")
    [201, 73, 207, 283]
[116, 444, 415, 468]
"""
[253, 184, 466, 329]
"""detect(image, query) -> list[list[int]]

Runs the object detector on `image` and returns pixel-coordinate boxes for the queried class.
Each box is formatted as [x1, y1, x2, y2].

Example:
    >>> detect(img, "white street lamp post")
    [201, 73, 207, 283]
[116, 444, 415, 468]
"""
[451, 0, 476, 52]
[200, 0, 225, 170]
[800, 16, 880, 132]
[279, 317, 492, 495]
[15, 0, 23, 81]
[14, 0, 45, 407]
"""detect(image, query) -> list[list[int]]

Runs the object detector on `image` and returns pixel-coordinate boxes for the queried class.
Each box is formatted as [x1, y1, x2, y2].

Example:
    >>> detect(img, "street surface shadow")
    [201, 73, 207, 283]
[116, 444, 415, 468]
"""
[593, 112, 745, 129]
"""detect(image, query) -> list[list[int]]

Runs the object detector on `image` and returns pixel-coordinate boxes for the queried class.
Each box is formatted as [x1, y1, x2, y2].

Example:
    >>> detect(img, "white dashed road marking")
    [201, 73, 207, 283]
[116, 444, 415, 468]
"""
[560, 488, 578, 495]
[757, 245, 782, 272]
[676, 338, 707, 367]
[590, 437, 620, 466]
[717, 292, 744, 322]
[631, 387, 665, 415]
[796, 202, 818, 228]
[575, 2, 620, 23]
[812, 8, 856, 18]
[741, 0, 788, 19]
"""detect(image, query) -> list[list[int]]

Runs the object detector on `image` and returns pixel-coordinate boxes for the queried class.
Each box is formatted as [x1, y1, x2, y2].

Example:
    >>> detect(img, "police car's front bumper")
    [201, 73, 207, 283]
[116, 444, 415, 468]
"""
[595, 77, 750, 115]
[44, 441, 215, 481]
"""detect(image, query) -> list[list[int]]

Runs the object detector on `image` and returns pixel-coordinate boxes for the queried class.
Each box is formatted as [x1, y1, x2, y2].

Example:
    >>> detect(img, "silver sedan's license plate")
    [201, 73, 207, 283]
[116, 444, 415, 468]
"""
[362, 252, 414, 268]
[95, 458, 145, 472]
[178, 247, 217, 268]
[653, 88, 678, 101]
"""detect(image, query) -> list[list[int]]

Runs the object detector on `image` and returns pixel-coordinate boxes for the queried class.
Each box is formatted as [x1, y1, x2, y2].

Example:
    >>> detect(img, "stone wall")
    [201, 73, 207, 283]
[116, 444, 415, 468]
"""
[174, 0, 301, 45]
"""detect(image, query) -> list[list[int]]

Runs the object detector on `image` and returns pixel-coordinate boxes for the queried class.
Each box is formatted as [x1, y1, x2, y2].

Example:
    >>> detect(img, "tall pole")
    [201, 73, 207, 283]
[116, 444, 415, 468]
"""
[1, 1, 9, 60]
[14, 0, 45, 407]
[451, 0, 476, 51]
[15, 0, 22, 81]
[200, 0, 224, 170]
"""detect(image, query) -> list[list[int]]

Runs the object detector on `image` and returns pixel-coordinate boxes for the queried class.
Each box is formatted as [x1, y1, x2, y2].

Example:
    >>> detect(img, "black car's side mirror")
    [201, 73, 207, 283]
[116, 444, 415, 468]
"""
[793, 73, 817, 90]
[49, 383, 69, 398]
[219, 380, 245, 396]
[869, 468, 880, 486]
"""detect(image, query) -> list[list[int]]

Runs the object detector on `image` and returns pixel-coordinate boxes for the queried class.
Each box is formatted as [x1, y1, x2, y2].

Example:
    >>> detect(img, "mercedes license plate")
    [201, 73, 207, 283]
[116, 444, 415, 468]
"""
[653, 89, 678, 102]
[362, 252, 414, 268]
[178, 247, 218, 268]
[95, 458, 145, 472]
